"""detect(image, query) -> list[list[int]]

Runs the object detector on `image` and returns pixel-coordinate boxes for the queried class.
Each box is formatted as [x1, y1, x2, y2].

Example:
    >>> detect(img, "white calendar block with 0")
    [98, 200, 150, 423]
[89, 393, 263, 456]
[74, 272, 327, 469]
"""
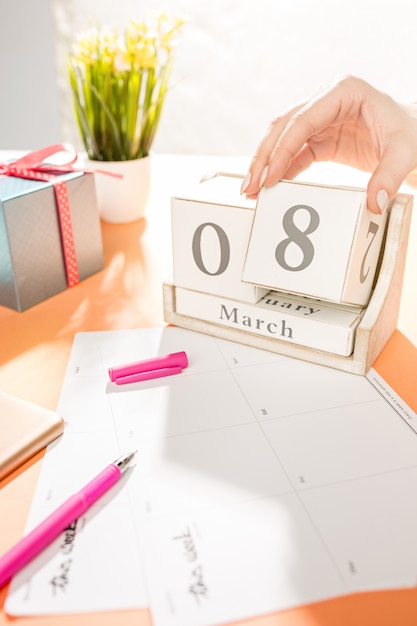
[242, 180, 388, 306]
[172, 174, 268, 303]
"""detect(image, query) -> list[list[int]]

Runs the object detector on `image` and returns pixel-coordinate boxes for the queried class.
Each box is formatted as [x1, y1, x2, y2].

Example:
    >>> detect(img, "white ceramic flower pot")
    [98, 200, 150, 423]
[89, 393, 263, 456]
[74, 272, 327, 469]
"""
[87, 156, 151, 224]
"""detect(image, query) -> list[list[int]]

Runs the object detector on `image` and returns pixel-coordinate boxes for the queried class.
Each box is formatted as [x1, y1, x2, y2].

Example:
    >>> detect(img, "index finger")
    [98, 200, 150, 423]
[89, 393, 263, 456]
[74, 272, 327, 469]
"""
[242, 101, 305, 195]
[264, 82, 357, 185]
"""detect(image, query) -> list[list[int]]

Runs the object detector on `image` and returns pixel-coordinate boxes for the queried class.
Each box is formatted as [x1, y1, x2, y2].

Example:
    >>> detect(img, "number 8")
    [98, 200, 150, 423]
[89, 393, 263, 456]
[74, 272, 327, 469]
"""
[275, 204, 320, 272]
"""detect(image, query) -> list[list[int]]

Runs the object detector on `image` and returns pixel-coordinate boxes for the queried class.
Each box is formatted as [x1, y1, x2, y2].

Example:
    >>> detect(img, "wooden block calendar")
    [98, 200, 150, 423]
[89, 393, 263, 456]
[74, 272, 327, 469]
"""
[163, 173, 413, 374]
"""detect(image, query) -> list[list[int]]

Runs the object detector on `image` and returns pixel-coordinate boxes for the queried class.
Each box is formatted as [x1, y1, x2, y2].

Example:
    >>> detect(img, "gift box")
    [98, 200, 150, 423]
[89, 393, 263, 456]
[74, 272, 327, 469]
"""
[0, 147, 104, 311]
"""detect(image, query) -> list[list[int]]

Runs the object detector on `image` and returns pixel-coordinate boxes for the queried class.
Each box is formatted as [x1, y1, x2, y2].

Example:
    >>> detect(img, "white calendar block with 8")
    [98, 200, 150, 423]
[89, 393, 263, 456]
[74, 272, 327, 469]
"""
[172, 174, 268, 303]
[242, 180, 388, 306]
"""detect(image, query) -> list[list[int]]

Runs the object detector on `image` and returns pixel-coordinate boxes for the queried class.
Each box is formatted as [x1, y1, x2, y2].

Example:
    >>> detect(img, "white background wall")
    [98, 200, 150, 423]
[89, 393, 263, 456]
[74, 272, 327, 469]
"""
[0, 0, 61, 149]
[52, 0, 417, 156]
[2, 0, 417, 157]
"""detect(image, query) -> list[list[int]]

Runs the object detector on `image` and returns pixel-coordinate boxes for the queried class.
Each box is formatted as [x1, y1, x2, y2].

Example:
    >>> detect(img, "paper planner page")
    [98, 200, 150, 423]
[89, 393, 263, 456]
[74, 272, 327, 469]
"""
[6, 327, 417, 625]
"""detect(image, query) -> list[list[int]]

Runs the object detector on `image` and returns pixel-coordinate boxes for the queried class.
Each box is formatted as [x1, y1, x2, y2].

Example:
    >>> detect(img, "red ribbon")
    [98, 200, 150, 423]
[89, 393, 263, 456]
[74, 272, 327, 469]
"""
[0, 143, 118, 288]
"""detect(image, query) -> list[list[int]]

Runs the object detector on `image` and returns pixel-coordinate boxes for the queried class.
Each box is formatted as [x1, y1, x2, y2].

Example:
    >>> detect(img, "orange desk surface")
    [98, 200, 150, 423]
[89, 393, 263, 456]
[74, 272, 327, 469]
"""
[0, 155, 416, 626]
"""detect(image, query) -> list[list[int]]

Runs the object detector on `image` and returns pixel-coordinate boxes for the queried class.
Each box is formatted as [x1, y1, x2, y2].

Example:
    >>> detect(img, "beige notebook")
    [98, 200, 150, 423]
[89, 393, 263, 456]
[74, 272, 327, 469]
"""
[0, 391, 64, 481]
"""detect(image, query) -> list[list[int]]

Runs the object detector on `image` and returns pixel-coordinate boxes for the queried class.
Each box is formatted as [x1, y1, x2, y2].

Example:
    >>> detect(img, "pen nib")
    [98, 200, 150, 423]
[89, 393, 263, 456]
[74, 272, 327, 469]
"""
[114, 451, 137, 473]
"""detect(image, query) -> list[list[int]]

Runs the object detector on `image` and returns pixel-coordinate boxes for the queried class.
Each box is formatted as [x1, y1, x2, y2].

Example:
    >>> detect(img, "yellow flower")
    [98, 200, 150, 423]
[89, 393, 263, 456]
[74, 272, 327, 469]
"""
[114, 44, 131, 72]
[126, 19, 148, 45]
[132, 40, 157, 69]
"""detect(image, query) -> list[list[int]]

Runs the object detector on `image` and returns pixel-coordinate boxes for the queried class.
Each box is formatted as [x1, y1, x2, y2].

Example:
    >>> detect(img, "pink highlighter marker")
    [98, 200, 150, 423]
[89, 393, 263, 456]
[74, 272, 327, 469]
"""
[108, 350, 188, 385]
[0, 451, 136, 589]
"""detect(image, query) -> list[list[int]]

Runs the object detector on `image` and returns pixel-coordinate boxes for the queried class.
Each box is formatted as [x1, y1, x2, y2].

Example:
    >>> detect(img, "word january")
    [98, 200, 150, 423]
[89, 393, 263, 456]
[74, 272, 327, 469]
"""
[260, 295, 320, 316]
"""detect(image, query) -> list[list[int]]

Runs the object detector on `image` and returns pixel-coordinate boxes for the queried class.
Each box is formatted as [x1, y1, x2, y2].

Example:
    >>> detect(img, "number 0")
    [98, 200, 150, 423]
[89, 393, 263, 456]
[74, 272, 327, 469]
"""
[192, 222, 230, 276]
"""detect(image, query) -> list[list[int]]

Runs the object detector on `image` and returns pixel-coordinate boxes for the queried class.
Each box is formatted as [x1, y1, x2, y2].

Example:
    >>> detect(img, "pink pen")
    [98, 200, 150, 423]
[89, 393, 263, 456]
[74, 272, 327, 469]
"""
[0, 451, 136, 589]
[113, 366, 184, 385]
[108, 350, 188, 384]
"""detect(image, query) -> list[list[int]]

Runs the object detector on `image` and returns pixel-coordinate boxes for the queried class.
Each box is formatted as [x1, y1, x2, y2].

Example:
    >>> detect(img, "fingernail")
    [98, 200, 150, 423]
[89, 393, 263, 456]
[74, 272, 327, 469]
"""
[376, 189, 389, 214]
[259, 166, 269, 188]
[240, 172, 251, 194]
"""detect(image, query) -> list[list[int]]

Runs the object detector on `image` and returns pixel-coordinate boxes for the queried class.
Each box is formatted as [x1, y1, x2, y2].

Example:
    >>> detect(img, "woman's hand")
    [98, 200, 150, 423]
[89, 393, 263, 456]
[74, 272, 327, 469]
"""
[241, 75, 417, 213]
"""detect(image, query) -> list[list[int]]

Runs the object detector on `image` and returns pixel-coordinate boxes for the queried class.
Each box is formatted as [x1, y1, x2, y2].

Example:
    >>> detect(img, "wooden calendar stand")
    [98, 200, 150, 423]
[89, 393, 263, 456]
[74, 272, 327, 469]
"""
[164, 193, 413, 375]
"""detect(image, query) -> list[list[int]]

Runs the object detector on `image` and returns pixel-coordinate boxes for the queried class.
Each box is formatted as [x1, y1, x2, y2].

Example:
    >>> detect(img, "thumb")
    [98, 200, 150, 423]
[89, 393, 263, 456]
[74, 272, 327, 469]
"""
[366, 144, 415, 214]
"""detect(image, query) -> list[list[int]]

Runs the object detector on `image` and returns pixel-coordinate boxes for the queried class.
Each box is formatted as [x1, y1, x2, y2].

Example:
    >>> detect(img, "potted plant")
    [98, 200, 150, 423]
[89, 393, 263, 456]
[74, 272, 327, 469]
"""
[67, 12, 184, 222]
